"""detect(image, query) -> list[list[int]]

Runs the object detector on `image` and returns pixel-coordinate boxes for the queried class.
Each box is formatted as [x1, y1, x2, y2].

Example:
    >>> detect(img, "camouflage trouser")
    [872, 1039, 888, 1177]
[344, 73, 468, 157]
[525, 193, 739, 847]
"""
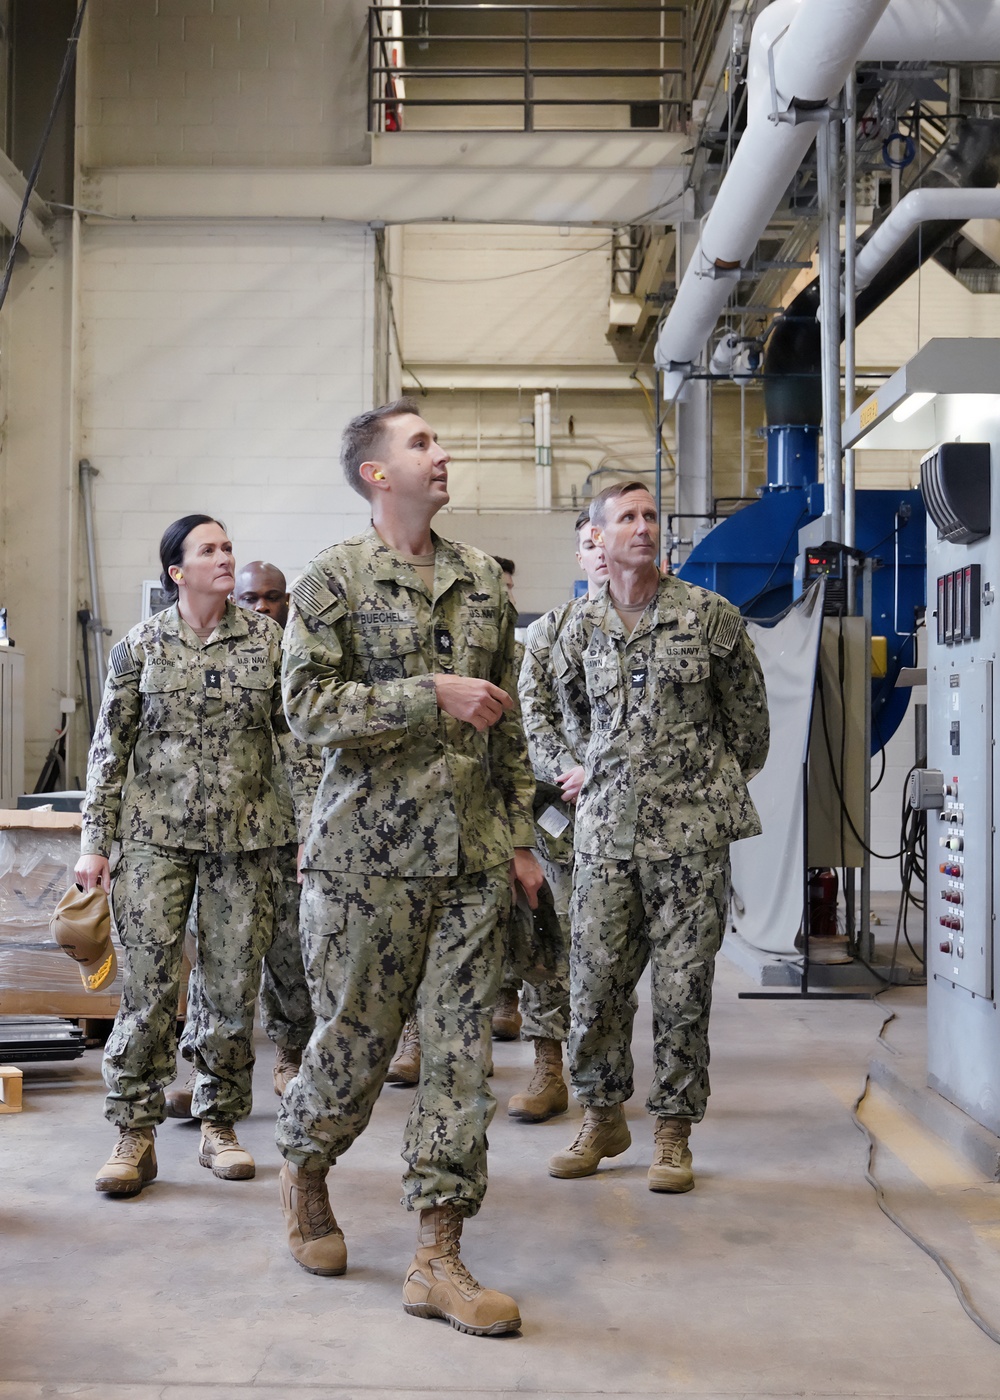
[276, 865, 507, 1216]
[259, 844, 314, 1052]
[569, 847, 730, 1122]
[104, 841, 274, 1129]
[519, 855, 571, 1043]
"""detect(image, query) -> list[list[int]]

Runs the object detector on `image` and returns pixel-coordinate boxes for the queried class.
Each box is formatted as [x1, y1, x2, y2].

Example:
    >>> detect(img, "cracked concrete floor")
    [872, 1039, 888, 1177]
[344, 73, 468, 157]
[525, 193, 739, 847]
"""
[4, 952, 1000, 1399]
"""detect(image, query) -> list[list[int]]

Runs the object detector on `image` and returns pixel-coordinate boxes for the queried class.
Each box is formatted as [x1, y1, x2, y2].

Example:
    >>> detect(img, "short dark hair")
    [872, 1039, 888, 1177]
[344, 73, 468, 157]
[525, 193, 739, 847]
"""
[574, 508, 590, 533]
[589, 480, 653, 528]
[493, 556, 515, 576]
[341, 398, 422, 500]
[159, 514, 226, 604]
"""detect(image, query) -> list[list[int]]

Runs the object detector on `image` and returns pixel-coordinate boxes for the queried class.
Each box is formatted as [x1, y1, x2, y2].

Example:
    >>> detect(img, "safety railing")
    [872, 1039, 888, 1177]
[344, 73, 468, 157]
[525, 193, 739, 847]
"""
[368, 4, 690, 134]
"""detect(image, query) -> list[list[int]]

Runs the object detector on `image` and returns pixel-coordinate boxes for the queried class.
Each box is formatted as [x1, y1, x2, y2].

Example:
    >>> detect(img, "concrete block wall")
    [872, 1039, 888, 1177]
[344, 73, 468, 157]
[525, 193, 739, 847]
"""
[419, 387, 656, 515]
[400, 225, 616, 370]
[79, 220, 375, 655]
[81, 0, 370, 167]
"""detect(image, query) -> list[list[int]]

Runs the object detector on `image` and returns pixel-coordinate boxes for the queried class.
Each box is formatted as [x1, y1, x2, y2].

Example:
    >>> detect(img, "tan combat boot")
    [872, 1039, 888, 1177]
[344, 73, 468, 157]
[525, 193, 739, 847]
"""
[95, 1127, 158, 1197]
[164, 1066, 196, 1120]
[491, 986, 521, 1041]
[508, 1038, 568, 1123]
[386, 1015, 420, 1086]
[279, 1160, 347, 1276]
[402, 1204, 521, 1336]
[198, 1122, 255, 1180]
[548, 1103, 631, 1178]
[273, 1046, 302, 1097]
[647, 1116, 695, 1193]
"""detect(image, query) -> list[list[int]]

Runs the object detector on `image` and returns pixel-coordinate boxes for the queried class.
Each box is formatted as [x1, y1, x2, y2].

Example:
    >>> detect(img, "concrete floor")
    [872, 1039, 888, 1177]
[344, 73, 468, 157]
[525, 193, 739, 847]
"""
[5, 949, 1000, 1399]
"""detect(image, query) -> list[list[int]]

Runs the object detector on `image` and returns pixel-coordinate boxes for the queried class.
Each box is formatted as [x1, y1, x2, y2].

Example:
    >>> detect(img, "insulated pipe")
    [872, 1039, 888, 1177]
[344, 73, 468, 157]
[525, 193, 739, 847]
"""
[817, 117, 843, 540]
[79, 459, 107, 694]
[655, 0, 1000, 382]
[843, 71, 859, 549]
[849, 187, 1000, 295]
[863, 0, 1000, 60]
[654, 0, 893, 375]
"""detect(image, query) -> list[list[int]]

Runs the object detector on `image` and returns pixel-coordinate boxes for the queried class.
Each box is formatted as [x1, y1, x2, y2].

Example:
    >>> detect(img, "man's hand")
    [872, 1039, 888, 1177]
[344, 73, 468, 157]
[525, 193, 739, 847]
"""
[296, 843, 305, 885]
[434, 675, 513, 732]
[75, 854, 111, 894]
[558, 764, 586, 805]
[510, 847, 543, 909]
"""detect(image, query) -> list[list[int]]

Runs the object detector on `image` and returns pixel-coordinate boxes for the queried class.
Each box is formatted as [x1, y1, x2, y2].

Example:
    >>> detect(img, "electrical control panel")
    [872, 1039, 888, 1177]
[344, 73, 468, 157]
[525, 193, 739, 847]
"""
[927, 665, 992, 999]
[924, 427, 1000, 1132]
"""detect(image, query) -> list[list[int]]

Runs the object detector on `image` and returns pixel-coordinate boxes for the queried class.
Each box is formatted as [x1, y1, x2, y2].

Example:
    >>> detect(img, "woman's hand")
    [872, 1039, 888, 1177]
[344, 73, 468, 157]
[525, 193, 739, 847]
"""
[75, 854, 111, 894]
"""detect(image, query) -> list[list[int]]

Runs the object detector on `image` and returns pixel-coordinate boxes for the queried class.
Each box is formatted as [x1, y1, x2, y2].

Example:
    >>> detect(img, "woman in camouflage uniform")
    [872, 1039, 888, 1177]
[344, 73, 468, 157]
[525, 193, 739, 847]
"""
[76, 514, 305, 1198]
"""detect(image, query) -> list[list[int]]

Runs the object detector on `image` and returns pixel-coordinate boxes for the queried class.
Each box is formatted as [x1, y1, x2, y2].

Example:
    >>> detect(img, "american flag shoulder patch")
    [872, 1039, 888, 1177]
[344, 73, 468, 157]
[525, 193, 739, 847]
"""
[291, 573, 345, 622]
[709, 606, 744, 657]
[109, 640, 136, 678]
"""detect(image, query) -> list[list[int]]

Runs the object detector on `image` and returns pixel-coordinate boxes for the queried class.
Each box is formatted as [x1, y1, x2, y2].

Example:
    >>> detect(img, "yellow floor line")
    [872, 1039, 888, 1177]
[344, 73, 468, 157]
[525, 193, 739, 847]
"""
[856, 1082, 985, 1190]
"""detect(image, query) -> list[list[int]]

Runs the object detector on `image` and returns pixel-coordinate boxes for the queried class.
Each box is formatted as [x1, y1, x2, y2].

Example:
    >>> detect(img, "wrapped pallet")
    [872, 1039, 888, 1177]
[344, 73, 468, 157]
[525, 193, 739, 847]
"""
[0, 810, 122, 1017]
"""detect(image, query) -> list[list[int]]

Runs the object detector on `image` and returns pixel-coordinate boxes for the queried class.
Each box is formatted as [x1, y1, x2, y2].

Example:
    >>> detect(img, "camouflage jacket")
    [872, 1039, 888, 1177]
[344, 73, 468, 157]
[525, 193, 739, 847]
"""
[519, 598, 590, 864]
[282, 526, 536, 877]
[522, 575, 769, 860]
[81, 603, 316, 857]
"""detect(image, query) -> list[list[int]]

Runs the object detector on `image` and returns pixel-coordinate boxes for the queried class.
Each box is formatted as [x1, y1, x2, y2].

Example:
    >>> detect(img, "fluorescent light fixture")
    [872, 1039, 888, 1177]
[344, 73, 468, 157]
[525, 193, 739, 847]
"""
[891, 391, 936, 423]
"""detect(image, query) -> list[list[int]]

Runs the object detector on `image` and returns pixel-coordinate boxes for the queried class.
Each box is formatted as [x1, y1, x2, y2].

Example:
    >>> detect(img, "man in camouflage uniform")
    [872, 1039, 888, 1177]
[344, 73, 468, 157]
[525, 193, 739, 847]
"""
[77, 531, 313, 1195]
[511, 510, 609, 1122]
[275, 399, 542, 1337]
[522, 481, 768, 1191]
[235, 562, 317, 1093]
[164, 560, 319, 1118]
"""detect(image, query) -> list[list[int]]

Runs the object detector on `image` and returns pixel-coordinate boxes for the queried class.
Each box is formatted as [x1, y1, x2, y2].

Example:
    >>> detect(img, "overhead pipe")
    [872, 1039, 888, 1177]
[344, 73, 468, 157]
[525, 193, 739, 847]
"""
[655, 0, 893, 386]
[764, 112, 1000, 434]
[848, 187, 1000, 295]
[79, 459, 107, 694]
[863, 0, 1000, 59]
[656, 0, 1000, 389]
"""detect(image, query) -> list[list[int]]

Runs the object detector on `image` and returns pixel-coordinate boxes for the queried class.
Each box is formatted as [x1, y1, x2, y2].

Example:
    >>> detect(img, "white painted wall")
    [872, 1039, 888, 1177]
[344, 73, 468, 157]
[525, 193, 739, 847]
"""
[418, 387, 657, 513]
[399, 224, 617, 372]
[78, 220, 375, 653]
[856, 257, 1000, 371]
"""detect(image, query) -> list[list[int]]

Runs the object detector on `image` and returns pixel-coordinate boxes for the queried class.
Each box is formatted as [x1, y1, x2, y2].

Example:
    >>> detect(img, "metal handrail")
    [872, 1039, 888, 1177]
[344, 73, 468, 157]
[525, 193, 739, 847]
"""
[368, 3, 691, 134]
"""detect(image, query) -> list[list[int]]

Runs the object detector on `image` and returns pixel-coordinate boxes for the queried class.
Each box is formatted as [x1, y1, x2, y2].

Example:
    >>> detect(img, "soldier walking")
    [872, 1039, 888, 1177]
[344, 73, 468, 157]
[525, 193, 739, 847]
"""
[164, 560, 319, 1120]
[522, 481, 769, 1191]
[511, 510, 609, 1123]
[76, 516, 311, 1196]
[276, 399, 541, 1336]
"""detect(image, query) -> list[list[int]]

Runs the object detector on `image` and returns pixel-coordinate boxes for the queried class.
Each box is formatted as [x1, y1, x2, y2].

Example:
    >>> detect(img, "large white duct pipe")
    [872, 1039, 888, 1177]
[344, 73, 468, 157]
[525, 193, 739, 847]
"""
[864, 0, 1000, 59]
[655, 0, 1000, 383]
[848, 187, 1000, 294]
[656, 0, 892, 375]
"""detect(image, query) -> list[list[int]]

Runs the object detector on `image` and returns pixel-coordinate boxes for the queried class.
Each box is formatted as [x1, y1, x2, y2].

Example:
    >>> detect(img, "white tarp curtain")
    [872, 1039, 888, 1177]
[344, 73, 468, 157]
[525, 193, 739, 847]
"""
[730, 582, 825, 955]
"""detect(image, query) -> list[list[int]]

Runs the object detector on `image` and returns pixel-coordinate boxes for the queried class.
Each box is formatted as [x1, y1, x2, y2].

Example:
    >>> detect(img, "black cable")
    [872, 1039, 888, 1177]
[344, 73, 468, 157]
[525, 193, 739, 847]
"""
[735, 517, 804, 613]
[870, 708, 887, 792]
[853, 1025, 1000, 1348]
[0, 0, 90, 316]
[816, 665, 907, 861]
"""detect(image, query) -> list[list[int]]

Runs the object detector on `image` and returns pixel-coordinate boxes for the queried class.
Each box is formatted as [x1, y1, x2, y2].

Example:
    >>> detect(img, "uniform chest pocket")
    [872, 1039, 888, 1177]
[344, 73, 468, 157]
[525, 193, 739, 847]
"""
[226, 664, 273, 729]
[356, 627, 421, 682]
[659, 644, 710, 685]
[583, 650, 621, 728]
[139, 665, 189, 732]
[584, 651, 619, 697]
[459, 619, 499, 680]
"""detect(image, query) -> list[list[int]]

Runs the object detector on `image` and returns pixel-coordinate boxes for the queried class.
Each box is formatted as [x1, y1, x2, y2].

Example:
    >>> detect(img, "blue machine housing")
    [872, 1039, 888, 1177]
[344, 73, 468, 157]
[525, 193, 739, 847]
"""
[678, 426, 926, 750]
